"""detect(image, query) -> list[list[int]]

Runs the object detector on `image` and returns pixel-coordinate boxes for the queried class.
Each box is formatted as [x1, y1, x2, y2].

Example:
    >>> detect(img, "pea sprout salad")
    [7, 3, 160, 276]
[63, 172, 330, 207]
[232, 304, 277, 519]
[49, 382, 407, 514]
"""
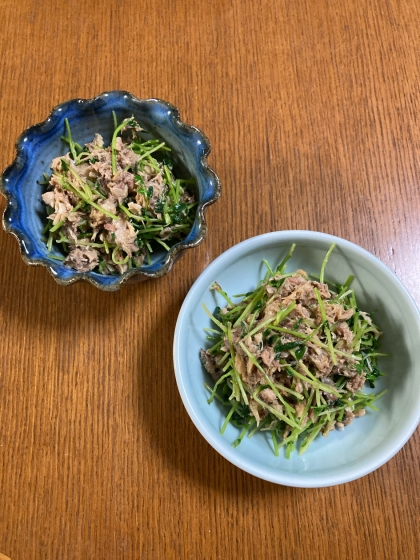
[40, 114, 196, 274]
[200, 244, 387, 458]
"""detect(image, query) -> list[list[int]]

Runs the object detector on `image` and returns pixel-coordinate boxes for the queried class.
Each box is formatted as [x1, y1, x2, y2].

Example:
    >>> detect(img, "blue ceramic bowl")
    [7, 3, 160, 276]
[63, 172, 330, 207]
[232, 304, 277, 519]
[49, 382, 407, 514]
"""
[174, 231, 420, 487]
[0, 92, 221, 290]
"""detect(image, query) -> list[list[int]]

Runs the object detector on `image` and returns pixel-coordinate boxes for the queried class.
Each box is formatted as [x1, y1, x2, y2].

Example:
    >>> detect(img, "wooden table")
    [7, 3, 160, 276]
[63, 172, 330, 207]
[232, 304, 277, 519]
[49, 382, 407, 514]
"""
[0, 1, 419, 558]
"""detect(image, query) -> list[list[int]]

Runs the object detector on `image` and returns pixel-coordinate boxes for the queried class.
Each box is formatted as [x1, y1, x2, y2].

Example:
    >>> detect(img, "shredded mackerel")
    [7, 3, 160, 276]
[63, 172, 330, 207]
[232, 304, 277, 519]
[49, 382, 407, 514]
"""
[42, 124, 195, 274]
[200, 267, 385, 452]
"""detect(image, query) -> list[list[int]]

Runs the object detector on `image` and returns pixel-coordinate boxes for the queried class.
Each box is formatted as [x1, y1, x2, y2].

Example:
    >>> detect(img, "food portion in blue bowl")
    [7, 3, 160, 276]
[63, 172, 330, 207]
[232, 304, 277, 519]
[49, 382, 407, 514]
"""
[0, 91, 221, 290]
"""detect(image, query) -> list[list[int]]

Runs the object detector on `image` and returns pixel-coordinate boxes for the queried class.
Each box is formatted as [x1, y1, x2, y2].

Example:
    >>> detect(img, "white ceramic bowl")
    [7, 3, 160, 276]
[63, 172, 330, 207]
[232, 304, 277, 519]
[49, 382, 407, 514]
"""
[173, 231, 420, 487]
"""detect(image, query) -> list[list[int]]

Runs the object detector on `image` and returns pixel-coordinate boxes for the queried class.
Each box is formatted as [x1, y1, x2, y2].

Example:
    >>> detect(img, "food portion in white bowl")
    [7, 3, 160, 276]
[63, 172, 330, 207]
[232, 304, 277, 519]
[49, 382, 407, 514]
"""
[174, 231, 420, 487]
[200, 243, 387, 459]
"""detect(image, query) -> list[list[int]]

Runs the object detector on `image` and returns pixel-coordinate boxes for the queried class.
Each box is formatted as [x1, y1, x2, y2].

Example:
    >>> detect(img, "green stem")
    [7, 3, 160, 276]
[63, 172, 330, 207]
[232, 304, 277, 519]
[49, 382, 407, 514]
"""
[60, 176, 118, 220]
[111, 117, 132, 175]
[138, 142, 166, 163]
[206, 372, 232, 404]
[246, 301, 296, 339]
[276, 243, 296, 274]
[49, 220, 64, 233]
[314, 287, 337, 365]
[202, 303, 227, 333]
[220, 401, 239, 434]
[112, 247, 129, 265]
[233, 287, 265, 327]
[320, 242, 336, 283]
[227, 324, 249, 405]
[65, 118, 77, 161]
[253, 395, 299, 428]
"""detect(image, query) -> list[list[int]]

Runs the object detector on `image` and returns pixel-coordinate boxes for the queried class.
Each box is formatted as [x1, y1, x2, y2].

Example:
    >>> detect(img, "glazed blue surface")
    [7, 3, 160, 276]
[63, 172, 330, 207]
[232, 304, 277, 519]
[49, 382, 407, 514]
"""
[1, 92, 220, 289]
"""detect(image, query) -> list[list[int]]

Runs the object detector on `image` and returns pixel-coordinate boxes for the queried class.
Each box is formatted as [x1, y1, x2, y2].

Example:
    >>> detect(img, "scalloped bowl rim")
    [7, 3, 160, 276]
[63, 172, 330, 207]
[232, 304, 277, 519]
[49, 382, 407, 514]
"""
[0, 91, 221, 290]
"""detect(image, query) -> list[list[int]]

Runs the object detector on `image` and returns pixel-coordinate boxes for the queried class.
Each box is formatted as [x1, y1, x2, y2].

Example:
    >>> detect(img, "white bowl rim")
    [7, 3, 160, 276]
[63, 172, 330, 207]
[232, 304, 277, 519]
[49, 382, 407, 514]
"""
[173, 230, 420, 487]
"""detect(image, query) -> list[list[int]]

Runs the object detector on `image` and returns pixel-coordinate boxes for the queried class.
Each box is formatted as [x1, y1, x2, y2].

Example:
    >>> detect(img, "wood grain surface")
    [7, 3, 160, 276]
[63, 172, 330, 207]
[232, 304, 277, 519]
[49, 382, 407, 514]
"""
[0, 1, 419, 559]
